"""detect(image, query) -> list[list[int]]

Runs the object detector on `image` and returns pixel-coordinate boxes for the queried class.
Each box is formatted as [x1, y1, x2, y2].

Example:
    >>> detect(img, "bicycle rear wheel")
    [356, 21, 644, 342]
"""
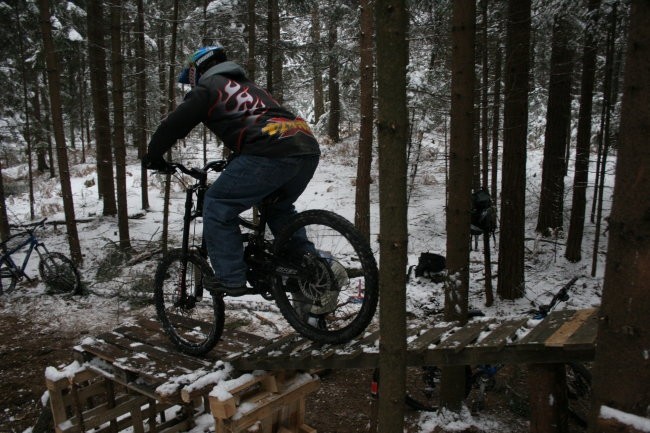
[272, 210, 379, 344]
[154, 249, 225, 356]
[0, 257, 18, 294]
[39, 252, 82, 294]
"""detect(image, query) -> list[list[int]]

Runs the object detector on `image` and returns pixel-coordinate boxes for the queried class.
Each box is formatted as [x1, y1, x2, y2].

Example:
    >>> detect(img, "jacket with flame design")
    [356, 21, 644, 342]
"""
[147, 61, 320, 159]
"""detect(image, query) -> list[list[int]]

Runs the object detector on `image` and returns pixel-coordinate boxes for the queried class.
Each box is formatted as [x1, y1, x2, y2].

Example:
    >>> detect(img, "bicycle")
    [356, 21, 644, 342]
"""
[153, 160, 379, 356]
[0, 218, 82, 295]
[372, 276, 591, 426]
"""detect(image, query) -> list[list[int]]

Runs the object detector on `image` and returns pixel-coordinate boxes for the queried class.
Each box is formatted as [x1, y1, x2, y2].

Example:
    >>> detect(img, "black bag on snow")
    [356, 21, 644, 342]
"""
[408, 252, 446, 282]
[470, 188, 497, 235]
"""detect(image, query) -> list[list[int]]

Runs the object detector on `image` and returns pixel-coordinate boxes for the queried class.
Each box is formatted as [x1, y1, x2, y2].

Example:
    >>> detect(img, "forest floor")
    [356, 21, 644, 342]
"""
[0, 305, 587, 433]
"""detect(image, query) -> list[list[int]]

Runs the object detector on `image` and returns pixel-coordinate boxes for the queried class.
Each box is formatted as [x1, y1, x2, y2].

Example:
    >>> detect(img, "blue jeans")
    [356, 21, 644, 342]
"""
[202, 154, 320, 287]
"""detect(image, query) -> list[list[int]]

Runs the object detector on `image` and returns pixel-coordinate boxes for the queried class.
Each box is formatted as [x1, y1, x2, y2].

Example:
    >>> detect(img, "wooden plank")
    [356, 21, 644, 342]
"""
[545, 308, 598, 347]
[228, 333, 305, 365]
[218, 378, 320, 432]
[564, 308, 599, 349]
[470, 318, 529, 349]
[408, 324, 456, 353]
[80, 335, 212, 390]
[514, 309, 578, 348]
[436, 319, 495, 353]
[263, 328, 380, 369]
[100, 330, 211, 371]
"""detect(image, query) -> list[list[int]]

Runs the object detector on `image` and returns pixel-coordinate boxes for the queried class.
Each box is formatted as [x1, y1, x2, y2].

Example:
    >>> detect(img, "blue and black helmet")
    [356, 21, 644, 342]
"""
[178, 45, 227, 85]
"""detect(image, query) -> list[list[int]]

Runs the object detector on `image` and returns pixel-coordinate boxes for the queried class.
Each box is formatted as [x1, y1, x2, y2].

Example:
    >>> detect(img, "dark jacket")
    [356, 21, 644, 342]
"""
[147, 61, 320, 159]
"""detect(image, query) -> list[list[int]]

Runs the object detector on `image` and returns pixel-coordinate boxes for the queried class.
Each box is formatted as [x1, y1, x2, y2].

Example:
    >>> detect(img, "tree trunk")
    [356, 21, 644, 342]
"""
[16, 3, 35, 220]
[266, 0, 282, 103]
[40, 71, 56, 178]
[354, 0, 374, 241]
[111, 0, 131, 251]
[311, 5, 324, 123]
[247, 0, 256, 80]
[565, 0, 602, 262]
[162, 0, 180, 254]
[591, 3, 618, 278]
[536, 15, 574, 236]
[135, 0, 149, 211]
[440, 0, 475, 411]
[32, 85, 49, 173]
[497, 0, 530, 300]
[491, 24, 502, 203]
[37, 0, 83, 264]
[480, 0, 493, 307]
[327, 9, 341, 143]
[87, 0, 117, 215]
[0, 160, 9, 241]
[376, 0, 409, 431]
[480, 0, 489, 190]
[589, 0, 650, 427]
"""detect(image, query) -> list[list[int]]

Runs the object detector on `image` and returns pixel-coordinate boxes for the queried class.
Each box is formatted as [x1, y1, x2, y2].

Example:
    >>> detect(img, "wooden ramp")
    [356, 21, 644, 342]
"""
[51, 320, 319, 433]
[228, 307, 598, 370]
[50, 308, 598, 433]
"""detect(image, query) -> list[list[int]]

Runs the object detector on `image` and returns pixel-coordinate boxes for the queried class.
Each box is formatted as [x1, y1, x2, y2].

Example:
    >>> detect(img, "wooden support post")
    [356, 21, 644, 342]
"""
[528, 363, 568, 433]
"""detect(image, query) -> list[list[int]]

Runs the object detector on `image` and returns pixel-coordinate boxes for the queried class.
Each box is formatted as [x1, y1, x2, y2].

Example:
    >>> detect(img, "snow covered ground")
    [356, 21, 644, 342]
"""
[0, 132, 611, 432]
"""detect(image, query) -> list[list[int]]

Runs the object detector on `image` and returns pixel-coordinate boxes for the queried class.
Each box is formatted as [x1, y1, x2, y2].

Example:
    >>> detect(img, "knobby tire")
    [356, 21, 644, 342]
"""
[154, 249, 225, 356]
[0, 257, 18, 293]
[272, 209, 379, 344]
[38, 252, 82, 295]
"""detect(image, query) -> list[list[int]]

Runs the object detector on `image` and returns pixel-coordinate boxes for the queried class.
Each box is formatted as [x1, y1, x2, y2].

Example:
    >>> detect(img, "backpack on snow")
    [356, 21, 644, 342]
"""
[407, 252, 446, 282]
[470, 188, 497, 236]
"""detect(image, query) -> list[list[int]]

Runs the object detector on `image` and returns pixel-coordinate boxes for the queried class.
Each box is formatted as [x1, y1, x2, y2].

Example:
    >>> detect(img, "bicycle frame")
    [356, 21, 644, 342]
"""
[1, 229, 49, 281]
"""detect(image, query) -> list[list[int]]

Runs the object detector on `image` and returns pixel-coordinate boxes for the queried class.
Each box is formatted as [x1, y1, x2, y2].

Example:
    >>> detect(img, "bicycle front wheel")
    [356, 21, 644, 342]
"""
[0, 257, 18, 293]
[272, 209, 379, 344]
[154, 249, 225, 356]
[39, 252, 82, 294]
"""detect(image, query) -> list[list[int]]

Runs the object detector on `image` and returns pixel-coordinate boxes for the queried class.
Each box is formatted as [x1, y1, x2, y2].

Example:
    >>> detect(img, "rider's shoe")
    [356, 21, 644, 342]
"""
[204, 278, 249, 297]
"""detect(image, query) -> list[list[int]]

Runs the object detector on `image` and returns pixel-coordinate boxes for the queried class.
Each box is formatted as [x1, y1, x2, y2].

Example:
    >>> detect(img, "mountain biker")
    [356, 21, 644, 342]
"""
[142, 45, 321, 296]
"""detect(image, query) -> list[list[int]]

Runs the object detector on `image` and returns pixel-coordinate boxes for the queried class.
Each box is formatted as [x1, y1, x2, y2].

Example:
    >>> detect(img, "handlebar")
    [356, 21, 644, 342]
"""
[534, 276, 580, 318]
[18, 218, 47, 232]
[163, 160, 229, 180]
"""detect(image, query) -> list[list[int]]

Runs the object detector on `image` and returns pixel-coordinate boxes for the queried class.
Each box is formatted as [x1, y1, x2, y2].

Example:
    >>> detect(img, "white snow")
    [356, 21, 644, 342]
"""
[1, 123, 613, 432]
[600, 405, 650, 432]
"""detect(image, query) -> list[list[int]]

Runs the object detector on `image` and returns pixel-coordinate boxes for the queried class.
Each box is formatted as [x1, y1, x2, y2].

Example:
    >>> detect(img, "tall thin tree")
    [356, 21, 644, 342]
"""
[327, 5, 341, 143]
[266, 0, 283, 103]
[591, 2, 619, 277]
[135, 0, 149, 211]
[440, 0, 476, 410]
[497, 0, 531, 300]
[87, 0, 117, 216]
[491, 20, 502, 203]
[589, 1, 650, 428]
[536, 14, 574, 236]
[311, 4, 324, 124]
[376, 0, 409, 431]
[0, 159, 9, 241]
[162, 0, 180, 253]
[16, 4, 35, 220]
[247, 0, 256, 80]
[354, 0, 374, 241]
[565, 0, 602, 262]
[111, 0, 131, 251]
[37, 0, 83, 264]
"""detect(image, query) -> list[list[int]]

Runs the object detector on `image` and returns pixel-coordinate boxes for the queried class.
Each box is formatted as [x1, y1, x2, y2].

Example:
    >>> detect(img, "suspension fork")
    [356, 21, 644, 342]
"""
[176, 186, 199, 303]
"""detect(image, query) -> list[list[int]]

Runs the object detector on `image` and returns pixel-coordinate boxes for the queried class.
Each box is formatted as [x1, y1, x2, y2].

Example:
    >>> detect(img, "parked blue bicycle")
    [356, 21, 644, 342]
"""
[0, 219, 81, 295]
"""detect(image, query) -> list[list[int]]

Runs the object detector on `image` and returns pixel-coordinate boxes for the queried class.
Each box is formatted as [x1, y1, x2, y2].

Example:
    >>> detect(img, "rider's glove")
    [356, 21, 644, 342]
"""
[142, 153, 172, 172]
